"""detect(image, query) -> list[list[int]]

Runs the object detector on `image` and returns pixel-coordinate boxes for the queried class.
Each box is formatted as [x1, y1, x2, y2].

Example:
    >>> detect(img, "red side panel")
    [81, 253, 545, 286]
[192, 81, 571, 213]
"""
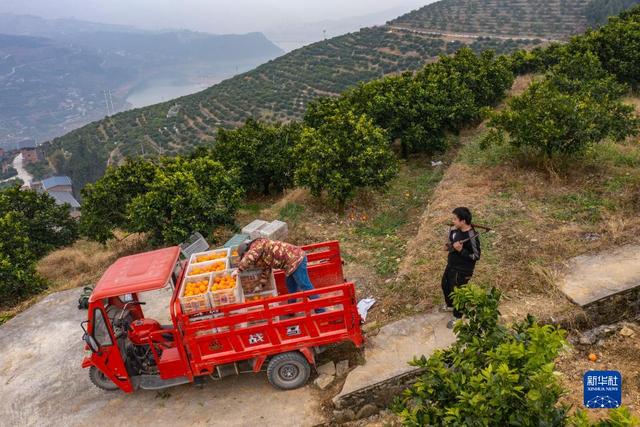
[179, 282, 363, 375]
[275, 241, 344, 295]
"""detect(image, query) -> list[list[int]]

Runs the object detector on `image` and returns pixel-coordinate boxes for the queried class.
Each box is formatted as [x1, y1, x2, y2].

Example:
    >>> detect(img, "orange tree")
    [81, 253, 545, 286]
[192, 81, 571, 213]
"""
[578, 4, 640, 88]
[394, 285, 638, 426]
[0, 184, 78, 303]
[80, 158, 157, 243]
[0, 185, 78, 257]
[126, 157, 243, 245]
[483, 52, 638, 157]
[213, 119, 301, 195]
[0, 211, 47, 304]
[295, 108, 398, 209]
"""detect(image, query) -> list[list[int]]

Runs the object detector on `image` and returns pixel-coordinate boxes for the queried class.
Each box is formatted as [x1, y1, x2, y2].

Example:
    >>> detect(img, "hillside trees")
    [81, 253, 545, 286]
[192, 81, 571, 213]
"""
[295, 109, 398, 208]
[213, 120, 301, 195]
[484, 53, 639, 157]
[81, 157, 243, 246]
[127, 157, 243, 245]
[306, 48, 514, 158]
[513, 5, 640, 88]
[0, 185, 78, 303]
[585, 0, 640, 25]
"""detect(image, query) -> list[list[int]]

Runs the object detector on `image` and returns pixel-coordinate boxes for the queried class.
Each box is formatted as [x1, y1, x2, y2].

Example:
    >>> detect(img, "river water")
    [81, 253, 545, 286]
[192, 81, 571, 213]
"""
[125, 79, 219, 109]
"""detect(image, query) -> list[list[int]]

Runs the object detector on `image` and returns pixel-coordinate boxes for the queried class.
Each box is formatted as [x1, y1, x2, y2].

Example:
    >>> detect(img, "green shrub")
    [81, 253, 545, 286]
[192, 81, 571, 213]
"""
[214, 119, 301, 195]
[484, 53, 639, 158]
[295, 110, 398, 208]
[394, 285, 568, 426]
[127, 157, 243, 245]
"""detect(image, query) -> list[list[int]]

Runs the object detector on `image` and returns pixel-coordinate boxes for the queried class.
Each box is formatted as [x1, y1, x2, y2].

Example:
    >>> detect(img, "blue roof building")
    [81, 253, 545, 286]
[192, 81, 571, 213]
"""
[41, 176, 73, 190]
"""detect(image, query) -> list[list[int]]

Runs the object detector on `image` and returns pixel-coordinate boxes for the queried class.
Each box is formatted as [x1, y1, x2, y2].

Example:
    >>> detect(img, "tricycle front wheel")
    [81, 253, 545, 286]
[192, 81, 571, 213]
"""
[266, 352, 310, 390]
[89, 366, 119, 391]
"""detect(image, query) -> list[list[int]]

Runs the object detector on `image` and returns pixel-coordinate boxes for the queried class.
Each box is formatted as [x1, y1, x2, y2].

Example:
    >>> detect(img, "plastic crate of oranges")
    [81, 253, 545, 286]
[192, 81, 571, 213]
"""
[190, 248, 230, 264]
[210, 270, 243, 307]
[187, 259, 228, 276]
[180, 275, 212, 314]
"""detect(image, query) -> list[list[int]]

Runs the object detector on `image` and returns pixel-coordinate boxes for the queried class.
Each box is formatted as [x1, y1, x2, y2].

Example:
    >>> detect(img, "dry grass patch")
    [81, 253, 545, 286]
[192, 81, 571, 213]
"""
[0, 233, 150, 324]
[37, 233, 150, 291]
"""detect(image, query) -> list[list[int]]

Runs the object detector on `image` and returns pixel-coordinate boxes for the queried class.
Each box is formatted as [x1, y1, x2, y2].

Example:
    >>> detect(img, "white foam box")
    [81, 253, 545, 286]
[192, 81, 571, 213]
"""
[242, 219, 269, 239]
[186, 258, 228, 277]
[257, 220, 288, 241]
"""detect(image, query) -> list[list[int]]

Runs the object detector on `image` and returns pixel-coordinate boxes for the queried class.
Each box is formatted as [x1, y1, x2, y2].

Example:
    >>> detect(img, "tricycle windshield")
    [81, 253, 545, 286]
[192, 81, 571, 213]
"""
[92, 308, 113, 347]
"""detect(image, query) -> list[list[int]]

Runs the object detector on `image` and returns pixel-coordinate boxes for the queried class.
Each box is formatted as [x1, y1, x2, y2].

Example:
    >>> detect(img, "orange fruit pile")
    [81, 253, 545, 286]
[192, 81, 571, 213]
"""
[184, 280, 208, 297]
[196, 252, 227, 263]
[189, 261, 226, 276]
[211, 274, 236, 291]
[231, 250, 239, 257]
[246, 295, 268, 302]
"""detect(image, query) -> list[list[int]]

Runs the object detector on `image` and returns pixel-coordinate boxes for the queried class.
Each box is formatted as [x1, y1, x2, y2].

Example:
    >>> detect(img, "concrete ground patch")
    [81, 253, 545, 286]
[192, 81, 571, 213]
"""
[559, 244, 640, 306]
[334, 311, 455, 409]
[0, 287, 324, 427]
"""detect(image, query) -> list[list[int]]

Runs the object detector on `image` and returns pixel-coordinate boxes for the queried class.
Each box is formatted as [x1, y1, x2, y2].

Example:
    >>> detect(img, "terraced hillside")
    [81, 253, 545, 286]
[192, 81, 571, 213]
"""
[43, 0, 621, 193]
[43, 27, 537, 192]
[390, 0, 590, 38]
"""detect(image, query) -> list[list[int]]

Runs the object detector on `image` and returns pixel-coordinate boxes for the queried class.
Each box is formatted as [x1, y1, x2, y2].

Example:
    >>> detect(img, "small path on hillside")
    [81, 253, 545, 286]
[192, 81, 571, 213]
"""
[387, 25, 561, 43]
[11, 153, 33, 184]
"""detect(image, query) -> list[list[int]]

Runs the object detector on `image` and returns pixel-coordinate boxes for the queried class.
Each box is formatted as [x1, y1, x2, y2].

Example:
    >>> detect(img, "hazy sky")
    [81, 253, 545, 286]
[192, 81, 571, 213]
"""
[0, 0, 428, 34]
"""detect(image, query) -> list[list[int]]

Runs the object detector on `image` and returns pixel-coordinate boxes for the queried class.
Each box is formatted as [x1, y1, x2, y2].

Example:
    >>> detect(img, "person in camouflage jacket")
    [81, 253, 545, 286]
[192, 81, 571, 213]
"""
[236, 239, 324, 311]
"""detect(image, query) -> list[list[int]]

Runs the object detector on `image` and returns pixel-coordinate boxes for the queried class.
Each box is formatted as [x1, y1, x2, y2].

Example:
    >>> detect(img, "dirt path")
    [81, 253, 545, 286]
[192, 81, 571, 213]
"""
[0, 288, 324, 427]
[387, 25, 561, 43]
[12, 153, 33, 184]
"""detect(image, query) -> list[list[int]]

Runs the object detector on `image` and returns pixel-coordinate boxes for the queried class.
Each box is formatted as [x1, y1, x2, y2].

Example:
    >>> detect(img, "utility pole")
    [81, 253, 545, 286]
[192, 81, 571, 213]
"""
[103, 90, 111, 116]
[108, 89, 115, 115]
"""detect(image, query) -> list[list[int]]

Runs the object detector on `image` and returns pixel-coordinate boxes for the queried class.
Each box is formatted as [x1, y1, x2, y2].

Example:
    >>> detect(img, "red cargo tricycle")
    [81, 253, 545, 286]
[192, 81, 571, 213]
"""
[81, 241, 363, 392]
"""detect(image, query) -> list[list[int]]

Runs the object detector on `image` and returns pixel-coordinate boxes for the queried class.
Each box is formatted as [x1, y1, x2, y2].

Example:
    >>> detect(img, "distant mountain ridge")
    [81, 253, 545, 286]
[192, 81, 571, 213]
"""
[0, 13, 143, 37]
[38, 0, 636, 193]
[0, 14, 283, 150]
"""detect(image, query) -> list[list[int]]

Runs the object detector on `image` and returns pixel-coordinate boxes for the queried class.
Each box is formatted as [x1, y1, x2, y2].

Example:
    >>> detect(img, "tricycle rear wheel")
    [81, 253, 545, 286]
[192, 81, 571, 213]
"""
[266, 352, 310, 390]
[89, 366, 119, 391]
